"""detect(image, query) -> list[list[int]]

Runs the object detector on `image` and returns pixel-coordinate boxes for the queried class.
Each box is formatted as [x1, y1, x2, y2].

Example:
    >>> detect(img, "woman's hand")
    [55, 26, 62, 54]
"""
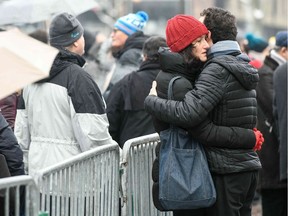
[149, 81, 158, 96]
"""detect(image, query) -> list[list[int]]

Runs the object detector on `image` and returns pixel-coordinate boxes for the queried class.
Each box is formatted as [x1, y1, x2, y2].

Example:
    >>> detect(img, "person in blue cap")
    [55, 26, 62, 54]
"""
[275, 31, 288, 59]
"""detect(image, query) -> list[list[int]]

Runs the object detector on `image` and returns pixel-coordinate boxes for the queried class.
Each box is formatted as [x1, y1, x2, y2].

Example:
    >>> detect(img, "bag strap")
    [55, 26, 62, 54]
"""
[167, 76, 182, 129]
[168, 76, 182, 100]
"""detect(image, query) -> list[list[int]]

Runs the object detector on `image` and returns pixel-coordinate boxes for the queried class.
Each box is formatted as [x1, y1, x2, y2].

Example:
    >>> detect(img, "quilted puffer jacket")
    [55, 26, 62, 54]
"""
[145, 41, 261, 174]
[151, 49, 259, 210]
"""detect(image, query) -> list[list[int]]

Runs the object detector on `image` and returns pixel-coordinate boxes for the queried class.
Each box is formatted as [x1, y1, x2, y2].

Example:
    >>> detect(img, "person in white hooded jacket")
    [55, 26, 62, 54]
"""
[15, 12, 116, 178]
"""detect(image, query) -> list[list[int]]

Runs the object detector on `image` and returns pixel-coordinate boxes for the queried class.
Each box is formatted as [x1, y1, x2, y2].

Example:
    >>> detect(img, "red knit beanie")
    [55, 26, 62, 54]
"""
[166, 15, 208, 52]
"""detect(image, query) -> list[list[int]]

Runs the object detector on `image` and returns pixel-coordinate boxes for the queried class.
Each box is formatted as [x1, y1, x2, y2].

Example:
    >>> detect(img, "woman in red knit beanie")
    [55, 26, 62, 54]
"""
[150, 15, 213, 215]
[166, 14, 209, 61]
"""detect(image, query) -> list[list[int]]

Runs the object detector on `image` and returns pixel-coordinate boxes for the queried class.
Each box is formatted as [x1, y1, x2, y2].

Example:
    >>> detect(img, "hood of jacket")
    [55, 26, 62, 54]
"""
[38, 49, 86, 83]
[158, 47, 203, 82]
[159, 47, 186, 73]
[206, 40, 259, 90]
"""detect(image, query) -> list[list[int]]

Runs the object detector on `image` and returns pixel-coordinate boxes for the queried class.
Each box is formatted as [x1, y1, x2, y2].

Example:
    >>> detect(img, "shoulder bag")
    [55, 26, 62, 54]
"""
[158, 76, 216, 210]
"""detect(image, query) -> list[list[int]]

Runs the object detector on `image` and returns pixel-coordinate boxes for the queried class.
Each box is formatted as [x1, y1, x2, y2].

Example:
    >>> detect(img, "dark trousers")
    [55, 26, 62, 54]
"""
[206, 171, 259, 216]
[261, 188, 287, 216]
[173, 208, 206, 216]
[173, 171, 259, 216]
[173, 171, 258, 216]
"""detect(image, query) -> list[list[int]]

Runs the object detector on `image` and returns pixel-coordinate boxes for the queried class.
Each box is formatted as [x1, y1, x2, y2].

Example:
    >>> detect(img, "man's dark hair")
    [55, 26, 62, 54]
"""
[200, 7, 238, 43]
[142, 35, 167, 61]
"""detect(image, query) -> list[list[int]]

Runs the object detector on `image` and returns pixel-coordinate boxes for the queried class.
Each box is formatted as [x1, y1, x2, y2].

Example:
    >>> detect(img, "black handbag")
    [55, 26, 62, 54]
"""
[158, 76, 216, 210]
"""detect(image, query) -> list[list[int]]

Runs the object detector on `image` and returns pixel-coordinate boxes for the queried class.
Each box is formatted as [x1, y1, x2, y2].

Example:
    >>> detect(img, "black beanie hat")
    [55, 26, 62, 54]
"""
[49, 12, 84, 47]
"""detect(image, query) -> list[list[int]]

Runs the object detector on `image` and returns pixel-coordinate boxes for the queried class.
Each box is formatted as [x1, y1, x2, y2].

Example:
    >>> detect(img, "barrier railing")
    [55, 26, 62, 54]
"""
[2, 135, 176, 216]
[0, 175, 39, 216]
[120, 133, 173, 216]
[36, 143, 120, 216]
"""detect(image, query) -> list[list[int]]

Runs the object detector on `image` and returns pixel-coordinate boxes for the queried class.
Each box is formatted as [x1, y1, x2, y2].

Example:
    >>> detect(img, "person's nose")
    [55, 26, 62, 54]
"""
[203, 40, 209, 49]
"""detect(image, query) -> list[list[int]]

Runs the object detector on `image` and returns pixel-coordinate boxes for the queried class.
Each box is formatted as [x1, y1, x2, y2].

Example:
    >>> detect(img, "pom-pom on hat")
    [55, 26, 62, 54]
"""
[49, 12, 84, 47]
[245, 33, 268, 52]
[275, 31, 288, 47]
[165, 15, 208, 52]
[114, 11, 149, 36]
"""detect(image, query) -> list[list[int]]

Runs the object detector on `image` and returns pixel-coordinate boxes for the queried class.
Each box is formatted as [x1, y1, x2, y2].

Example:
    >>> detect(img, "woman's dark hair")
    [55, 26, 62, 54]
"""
[200, 7, 238, 43]
[142, 35, 167, 61]
[179, 44, 194, 63]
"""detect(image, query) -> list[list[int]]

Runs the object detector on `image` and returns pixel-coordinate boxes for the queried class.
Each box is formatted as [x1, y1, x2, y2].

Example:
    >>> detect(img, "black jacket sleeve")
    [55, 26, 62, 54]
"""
[106, 81, 124, 144]
[145, 65, 225, 128]
[189, 119, 255, 149]
[151, 72, 255, 149]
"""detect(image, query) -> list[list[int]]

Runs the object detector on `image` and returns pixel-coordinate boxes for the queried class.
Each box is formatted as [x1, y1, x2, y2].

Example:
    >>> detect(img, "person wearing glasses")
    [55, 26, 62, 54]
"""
[103, 11, 150, 99]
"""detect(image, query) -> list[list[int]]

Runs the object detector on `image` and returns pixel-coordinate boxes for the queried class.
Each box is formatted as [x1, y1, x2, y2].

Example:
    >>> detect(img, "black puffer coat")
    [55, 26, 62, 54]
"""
[151, 50, 258, 210]
[154, 50, 256, 148]
[145, 54, 261, 174]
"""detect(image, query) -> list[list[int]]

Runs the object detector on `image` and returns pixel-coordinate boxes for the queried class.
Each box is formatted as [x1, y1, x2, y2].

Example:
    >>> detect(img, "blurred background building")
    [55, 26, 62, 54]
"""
[99, 0, 287, 39]
[0, 0, 287, 42]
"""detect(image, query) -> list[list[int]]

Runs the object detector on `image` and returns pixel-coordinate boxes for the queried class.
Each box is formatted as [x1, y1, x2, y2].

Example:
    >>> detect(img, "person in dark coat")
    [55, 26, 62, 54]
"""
[106, 36, 166, 148]
[0, 112, 24, 177]
[0, 92, 18, 130]
[0, 112, 25, 216]
[256, 30, 288, 216]
[273, 62, 287, 182]
[145, 8, 263, 216]
[103, 11, 150, 98]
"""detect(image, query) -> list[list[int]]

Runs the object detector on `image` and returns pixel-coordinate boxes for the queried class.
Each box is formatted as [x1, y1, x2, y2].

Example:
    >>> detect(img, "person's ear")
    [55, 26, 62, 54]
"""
[280, 47, 288, 60]
[206, 30, 212, 42]
[73, 41, 79, 47]
[280, 47, 287, 53]
[206, 30, 213, 45]
[207, 30, 211, 39]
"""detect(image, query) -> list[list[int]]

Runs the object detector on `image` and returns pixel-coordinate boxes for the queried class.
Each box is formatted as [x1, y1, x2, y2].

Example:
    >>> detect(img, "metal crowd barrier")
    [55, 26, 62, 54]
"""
[120, 133, 173, 216]
[0, 175, 39, 216]
[35, 143, 120, 216]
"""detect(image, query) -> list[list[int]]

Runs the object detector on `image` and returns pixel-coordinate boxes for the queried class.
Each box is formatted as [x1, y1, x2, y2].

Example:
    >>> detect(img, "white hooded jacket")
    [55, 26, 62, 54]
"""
[15, 50, 116, 178]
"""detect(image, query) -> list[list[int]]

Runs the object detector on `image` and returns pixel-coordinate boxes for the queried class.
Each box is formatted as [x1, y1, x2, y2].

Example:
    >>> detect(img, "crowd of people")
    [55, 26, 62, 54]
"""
[0, 6, 287, 216]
